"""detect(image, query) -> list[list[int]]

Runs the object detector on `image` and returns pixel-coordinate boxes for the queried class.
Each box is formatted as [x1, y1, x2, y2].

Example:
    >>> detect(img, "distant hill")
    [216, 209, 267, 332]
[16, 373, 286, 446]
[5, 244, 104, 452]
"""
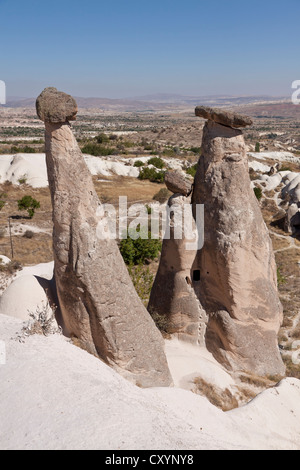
[4, 94, 290, 112]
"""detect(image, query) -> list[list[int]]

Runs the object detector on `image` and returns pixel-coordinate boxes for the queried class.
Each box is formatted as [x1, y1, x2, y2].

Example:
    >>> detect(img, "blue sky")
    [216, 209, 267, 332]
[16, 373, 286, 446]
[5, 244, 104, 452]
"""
[0, 0, 299, 98]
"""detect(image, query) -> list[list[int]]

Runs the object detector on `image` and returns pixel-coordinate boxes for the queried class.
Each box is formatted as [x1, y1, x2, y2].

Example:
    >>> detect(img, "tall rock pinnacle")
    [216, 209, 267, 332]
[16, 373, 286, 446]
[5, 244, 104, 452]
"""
[192, 107, 285, 376]
[36, 87, 172, 388]
[149, 105, 285, 377]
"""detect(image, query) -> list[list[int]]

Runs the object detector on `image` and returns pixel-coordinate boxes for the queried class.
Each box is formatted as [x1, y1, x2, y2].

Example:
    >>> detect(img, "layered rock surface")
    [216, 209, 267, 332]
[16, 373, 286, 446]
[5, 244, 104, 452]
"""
[36, 87, 172, 388]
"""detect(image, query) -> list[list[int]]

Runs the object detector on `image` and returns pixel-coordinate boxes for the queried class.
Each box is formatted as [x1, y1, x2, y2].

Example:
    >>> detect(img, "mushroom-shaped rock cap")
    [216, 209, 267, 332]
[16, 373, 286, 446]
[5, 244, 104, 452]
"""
[164, 170, 193, 196]
[195, 105, 253, 128]
[36, 87, 78, 123]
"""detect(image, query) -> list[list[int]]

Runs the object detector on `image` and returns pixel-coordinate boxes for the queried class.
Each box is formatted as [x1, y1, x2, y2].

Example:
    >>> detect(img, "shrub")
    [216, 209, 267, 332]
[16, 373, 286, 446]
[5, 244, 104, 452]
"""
[122, 140, 134, 148]
[162, 148, 176, 157]
[127, 265, 154, 306]
[17, 195, 40, 218]
[277, 267, 286, 286]
[96, 133, 109, 144]
[119, 227, 162, 265]
[280, 166, 292, 172]
[138, 167, 165, 183]
[255, 142, 260, 153]
[193, 377, 239, 411]
[254, 187, 263, 200]
[22, 301, 61, 337]
[0, 192, 7, 211]
[133, 160, 144, 167]
[23, 230, 34, 239]
[81, 143, 115, 156]
[153, 188, 172, 203]
[186, 164, 198, 178]
[147, 157, 165, 169]
[149, 310, 172, 336]
[144, 145, 154, 151]
[18, 174, 27, 185]
[0, 259, 22, 274]
[10, 145, 36, 154]
[22, 146, 36, 153]
[189, 147, 202, 154]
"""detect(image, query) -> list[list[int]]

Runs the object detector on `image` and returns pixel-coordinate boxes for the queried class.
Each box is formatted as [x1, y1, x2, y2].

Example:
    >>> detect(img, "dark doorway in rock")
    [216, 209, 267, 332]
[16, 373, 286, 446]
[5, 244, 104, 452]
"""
[193, 270, 201, 282]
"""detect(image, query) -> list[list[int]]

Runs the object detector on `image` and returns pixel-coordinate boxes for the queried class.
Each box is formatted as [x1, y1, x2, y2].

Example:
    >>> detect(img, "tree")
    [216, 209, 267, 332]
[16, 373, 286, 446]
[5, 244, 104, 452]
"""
[17, 195, 40, 218]
[119, 226, 162, 265]
[255, 142, 260, 153]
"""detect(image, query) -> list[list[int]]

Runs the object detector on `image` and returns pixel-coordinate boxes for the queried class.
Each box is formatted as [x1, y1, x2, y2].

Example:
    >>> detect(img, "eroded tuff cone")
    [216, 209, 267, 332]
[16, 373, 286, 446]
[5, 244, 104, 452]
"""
[148, 194, 207, 344]
[164, 170, 193, 196]
[37, 88, 172, 388]
[282, 179, 300, 235]
[36, 87, 78, 123]
[192, 115, 285, 376]
[195, 105, 253, 128]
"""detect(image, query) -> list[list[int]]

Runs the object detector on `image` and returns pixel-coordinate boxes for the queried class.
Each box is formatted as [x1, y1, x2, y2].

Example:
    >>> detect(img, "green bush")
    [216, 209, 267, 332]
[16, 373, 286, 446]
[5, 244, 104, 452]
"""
[255, 142, 260, 153]
[10, 145, 36, 154]
[280, 166, 292, 172]
[17, 195, 40, 218]
[189, 147, 202, 154]
[18, 175, 27, 184]
[162, 148, 176, 157]
[119, 227, 162, 265]
[186, 164, 198, 178]
[96, 133, 110, 144]
[138, 167, 165, 183]
[133, 160, 144, 167]
[81, 143, 115, 156]
[147, 157, 165, 169]
[144, 144, 154, 151]
[254, 187, 263, 200]
[277, 267, 286, 286]
[122, 140, 135, 148]
[0, 192, 7, 211]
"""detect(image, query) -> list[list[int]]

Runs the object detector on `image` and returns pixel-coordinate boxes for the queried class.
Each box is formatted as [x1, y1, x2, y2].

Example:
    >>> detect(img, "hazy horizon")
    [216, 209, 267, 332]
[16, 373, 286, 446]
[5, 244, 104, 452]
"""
[4, 91, 291, 102]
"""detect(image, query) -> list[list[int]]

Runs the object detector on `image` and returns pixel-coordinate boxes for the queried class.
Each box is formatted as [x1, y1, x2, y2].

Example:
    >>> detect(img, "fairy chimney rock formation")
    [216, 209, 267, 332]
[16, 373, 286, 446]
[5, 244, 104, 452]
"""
[36, 87, 172, 388]
[148, 192, 208, 345]
[149, 105, 285, 376]
[192, 106, 285, 376]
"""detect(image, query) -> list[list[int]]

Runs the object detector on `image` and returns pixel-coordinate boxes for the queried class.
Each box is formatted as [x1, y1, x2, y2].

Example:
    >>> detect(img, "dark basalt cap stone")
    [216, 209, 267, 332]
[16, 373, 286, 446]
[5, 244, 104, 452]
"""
[195, 105, 253, 128]
[36, 87, 78, 123]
